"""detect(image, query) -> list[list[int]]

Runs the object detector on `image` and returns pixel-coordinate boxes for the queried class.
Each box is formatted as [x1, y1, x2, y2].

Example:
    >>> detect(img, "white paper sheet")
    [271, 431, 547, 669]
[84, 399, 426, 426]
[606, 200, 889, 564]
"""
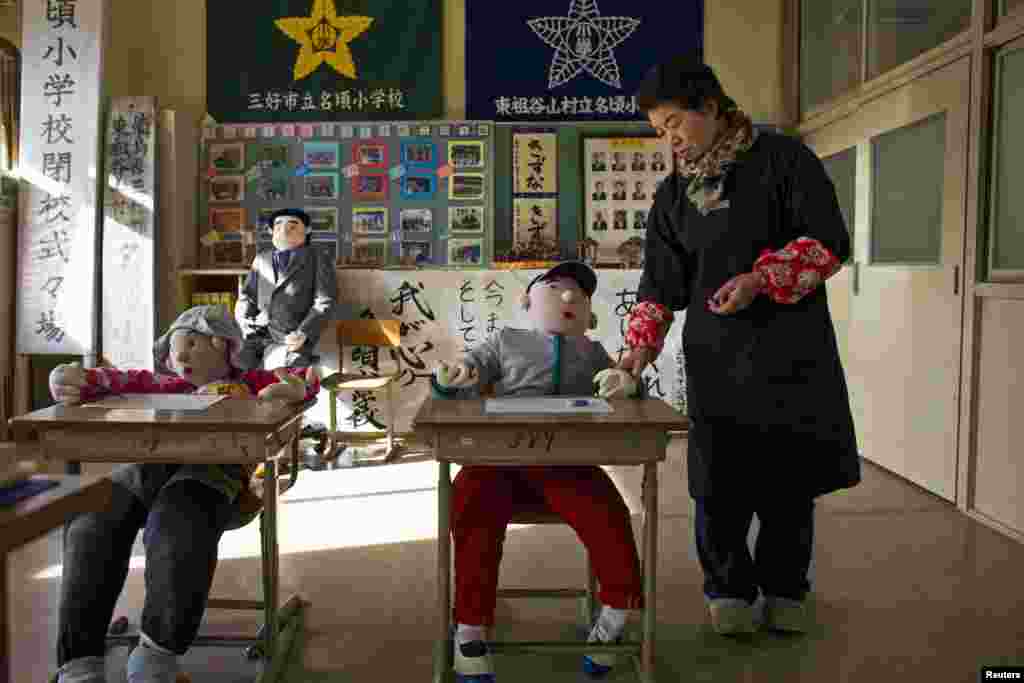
[81, 394, 227, 412]
[484, 397, 613, 414]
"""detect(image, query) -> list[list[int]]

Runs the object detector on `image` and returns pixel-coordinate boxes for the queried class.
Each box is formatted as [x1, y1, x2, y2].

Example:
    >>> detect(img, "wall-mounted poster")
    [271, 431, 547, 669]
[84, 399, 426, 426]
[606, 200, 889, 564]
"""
[353, 207, 389, 235]
[206, 0, 442, 122]
[512, 132, 556, 193]
[402, 139, 437, 169]
[199, 119, 495, 268]
[304, 172, 339, 200]
[352, 172, 388, 201]
[353, 141, 388, 169]
[449, 238, 483, 266]
[209, 142, 246, 173]
[449, 205, 484, 233]
[400, 208, 433, 234]
[448, 140, 485, 170]
[306, 206, 338, 234]
[513, 197, 557, 245]
[401, 173, 435, 199]
[450, 173, 485, 200]
[584, 136, 673, 263]
[303, 141, 340, 169]
[210, 175, 245, 202]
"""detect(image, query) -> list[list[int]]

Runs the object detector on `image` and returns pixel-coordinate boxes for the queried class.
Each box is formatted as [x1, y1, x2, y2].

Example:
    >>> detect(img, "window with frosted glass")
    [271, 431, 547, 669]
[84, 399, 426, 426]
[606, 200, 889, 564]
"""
[822, 148, 856, 241]
[870, 113, 946, 265]
[867, 1, 971, 79]
[989, 45, 1024, 272]
[801, 0, 863, 113]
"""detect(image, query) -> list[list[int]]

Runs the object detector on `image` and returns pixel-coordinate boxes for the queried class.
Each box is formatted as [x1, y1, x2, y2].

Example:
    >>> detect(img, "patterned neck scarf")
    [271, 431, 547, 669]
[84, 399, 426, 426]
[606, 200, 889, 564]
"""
[679, 109, 757, 215]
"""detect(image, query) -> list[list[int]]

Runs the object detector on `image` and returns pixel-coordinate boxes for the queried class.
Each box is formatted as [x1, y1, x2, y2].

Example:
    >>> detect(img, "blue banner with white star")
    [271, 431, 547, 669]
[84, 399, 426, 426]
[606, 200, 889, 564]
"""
[206, 0, 442, 123]
[466, 0, 704, 122]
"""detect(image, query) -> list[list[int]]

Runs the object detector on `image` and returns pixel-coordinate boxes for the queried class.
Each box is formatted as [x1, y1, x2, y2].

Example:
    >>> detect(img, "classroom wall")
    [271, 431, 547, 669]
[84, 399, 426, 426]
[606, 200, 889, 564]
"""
[0, 0, 785, 126]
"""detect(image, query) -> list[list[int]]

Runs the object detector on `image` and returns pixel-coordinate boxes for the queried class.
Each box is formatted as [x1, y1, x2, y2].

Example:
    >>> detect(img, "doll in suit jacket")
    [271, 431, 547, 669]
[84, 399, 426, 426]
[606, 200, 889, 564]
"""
[237, 208, 337, 369]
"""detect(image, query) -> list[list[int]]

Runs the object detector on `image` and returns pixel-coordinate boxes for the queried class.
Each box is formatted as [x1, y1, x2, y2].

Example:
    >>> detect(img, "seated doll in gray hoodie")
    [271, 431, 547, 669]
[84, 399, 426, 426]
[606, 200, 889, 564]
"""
[431, 262, 642, 682]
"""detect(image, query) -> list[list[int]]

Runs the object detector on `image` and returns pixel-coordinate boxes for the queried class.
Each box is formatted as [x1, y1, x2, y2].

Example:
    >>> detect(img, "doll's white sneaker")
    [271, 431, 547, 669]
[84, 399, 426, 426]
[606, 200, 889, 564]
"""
[763, 596, 807, 633]
[707, 597, 757, 635]
[453, 639, 496, 683]
[582, 606, 628, 679]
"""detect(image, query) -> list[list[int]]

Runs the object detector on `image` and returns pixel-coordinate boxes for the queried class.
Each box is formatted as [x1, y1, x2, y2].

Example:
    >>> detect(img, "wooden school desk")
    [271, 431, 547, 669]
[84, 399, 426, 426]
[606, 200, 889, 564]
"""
[1, 473, 114, 683]
[8, 397, 313, 682]
[413, 397, 688, 683]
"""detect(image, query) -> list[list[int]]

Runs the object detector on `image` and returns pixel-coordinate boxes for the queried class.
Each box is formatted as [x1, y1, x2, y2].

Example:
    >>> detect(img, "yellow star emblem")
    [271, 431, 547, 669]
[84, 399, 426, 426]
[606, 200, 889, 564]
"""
[275, 0, 373, 81]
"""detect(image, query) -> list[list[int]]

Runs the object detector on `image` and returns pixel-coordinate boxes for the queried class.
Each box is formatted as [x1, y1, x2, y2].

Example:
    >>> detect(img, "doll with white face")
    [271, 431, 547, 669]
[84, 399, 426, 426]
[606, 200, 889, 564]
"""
[237, 208, 337, 370]
[432, 262, 636, 398]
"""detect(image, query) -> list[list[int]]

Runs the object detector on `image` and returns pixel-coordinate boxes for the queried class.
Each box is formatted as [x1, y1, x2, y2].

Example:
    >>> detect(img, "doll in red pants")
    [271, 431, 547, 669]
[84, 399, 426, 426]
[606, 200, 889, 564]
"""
[432, 262, 643, 682]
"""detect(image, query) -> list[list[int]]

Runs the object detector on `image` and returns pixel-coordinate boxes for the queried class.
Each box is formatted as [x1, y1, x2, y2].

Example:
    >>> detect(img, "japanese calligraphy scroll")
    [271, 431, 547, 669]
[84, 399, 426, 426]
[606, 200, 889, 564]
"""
[17, 0, 108, 355]
[466, 0, 704, 122]
[206, 0, 442, 123]
[511, 130, 557, 247]
[583, 136, 672, 264]
[320, 269, 686, 435]
[102, 97, 157, 370]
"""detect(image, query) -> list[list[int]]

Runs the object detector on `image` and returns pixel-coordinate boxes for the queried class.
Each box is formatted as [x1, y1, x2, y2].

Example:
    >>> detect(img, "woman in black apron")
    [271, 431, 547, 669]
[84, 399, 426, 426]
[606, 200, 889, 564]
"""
[621, 55, 860, 635]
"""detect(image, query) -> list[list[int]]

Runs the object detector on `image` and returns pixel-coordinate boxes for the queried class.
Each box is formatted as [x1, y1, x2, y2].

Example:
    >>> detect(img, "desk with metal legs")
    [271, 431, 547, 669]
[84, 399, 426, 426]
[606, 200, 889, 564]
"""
[413, 397, 687, 683]
[10, 398, 312, 683]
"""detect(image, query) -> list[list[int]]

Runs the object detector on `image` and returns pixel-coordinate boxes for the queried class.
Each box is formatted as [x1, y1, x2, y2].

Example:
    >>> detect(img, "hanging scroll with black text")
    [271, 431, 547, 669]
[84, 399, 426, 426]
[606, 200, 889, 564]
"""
[16, 0, 108, 355]
[102, 97, 157, 370]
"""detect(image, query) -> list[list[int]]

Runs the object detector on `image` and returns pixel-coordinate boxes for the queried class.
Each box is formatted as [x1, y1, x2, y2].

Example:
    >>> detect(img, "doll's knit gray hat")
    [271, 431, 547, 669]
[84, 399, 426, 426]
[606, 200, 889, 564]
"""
[153, 305, 244, 375]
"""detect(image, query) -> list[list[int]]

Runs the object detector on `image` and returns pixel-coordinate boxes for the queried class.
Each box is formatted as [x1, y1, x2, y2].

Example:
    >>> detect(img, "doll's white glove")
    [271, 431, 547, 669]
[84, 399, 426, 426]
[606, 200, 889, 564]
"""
[254, 311, 271, 327]
[257, 368, 309, 403]
[434, 360, 479, 389]
[284, 331, 307, 352]
[49, 362, 88, 405]
[593, 368, 638, 399]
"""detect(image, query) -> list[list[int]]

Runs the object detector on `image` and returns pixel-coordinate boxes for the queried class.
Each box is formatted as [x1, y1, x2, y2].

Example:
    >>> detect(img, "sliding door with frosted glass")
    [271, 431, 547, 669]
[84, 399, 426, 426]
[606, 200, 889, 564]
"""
[804, 57, 969, 501]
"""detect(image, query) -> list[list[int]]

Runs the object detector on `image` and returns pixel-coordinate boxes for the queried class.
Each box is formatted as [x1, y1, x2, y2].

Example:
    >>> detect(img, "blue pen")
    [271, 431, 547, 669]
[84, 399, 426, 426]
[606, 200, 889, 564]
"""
[571, 399, 591, 407]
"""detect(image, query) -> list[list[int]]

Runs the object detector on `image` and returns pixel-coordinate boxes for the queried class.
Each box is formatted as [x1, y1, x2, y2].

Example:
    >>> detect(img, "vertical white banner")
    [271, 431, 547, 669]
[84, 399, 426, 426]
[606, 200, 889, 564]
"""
[16, 0, 108, 354]
[102, 96, 156, 369]
[324, 270, 685, 434]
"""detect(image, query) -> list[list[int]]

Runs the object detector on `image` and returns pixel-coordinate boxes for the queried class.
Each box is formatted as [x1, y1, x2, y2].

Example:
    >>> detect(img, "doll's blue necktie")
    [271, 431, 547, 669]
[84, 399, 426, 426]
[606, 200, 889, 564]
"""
[272, 250, 291, 278]
[552, 334, 563, 395]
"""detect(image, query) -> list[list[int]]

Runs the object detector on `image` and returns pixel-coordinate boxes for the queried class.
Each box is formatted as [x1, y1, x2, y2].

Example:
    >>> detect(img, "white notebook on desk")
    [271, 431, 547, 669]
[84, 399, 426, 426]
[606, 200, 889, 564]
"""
[484, 397, 613, 414]
[81, 394, 228, 412]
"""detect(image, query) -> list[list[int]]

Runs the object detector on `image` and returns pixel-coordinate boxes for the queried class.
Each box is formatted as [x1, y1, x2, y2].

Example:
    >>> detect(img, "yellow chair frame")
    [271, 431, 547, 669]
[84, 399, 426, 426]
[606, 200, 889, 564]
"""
[325, 319, 404, 462]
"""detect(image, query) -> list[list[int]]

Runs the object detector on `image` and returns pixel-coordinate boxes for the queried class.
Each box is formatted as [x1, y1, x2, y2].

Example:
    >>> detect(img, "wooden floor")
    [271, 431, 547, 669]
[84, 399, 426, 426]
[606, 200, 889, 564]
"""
[7, 440, 1024, 682]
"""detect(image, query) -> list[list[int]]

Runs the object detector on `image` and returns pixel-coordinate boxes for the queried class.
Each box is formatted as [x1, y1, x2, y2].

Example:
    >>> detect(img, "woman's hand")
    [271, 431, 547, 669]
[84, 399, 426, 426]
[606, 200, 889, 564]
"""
[708, 272, 764, 315]
[617, 347, 655, 379]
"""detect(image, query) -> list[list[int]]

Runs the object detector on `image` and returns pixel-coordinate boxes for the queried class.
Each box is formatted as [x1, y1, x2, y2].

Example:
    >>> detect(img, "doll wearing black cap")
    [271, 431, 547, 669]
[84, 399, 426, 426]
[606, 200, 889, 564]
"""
[430, 262, 646, 682]
[237, 208, 338, 370]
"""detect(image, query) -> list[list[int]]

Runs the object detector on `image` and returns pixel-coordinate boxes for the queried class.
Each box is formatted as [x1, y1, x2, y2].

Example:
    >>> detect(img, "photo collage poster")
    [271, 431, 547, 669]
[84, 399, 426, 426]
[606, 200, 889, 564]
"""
[511, 130, 558, 247]
[583, 137, 673, 263]
[200, 120, 494, 269]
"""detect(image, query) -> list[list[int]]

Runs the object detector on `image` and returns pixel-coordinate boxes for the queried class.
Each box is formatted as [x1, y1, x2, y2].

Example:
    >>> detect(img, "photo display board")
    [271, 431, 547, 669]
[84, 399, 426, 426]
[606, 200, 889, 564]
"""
[200, 120, 495, 268]
[583, 136, 672, 263]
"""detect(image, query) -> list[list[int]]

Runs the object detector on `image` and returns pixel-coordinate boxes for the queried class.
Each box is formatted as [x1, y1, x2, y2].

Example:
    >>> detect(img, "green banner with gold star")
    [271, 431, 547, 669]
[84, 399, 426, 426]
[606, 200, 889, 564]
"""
[206, 0, 442, 122]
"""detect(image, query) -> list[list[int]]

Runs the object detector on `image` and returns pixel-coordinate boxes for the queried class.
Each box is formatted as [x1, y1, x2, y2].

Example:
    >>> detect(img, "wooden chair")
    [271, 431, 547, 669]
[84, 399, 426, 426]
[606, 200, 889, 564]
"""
[323, 319, 404, 462]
